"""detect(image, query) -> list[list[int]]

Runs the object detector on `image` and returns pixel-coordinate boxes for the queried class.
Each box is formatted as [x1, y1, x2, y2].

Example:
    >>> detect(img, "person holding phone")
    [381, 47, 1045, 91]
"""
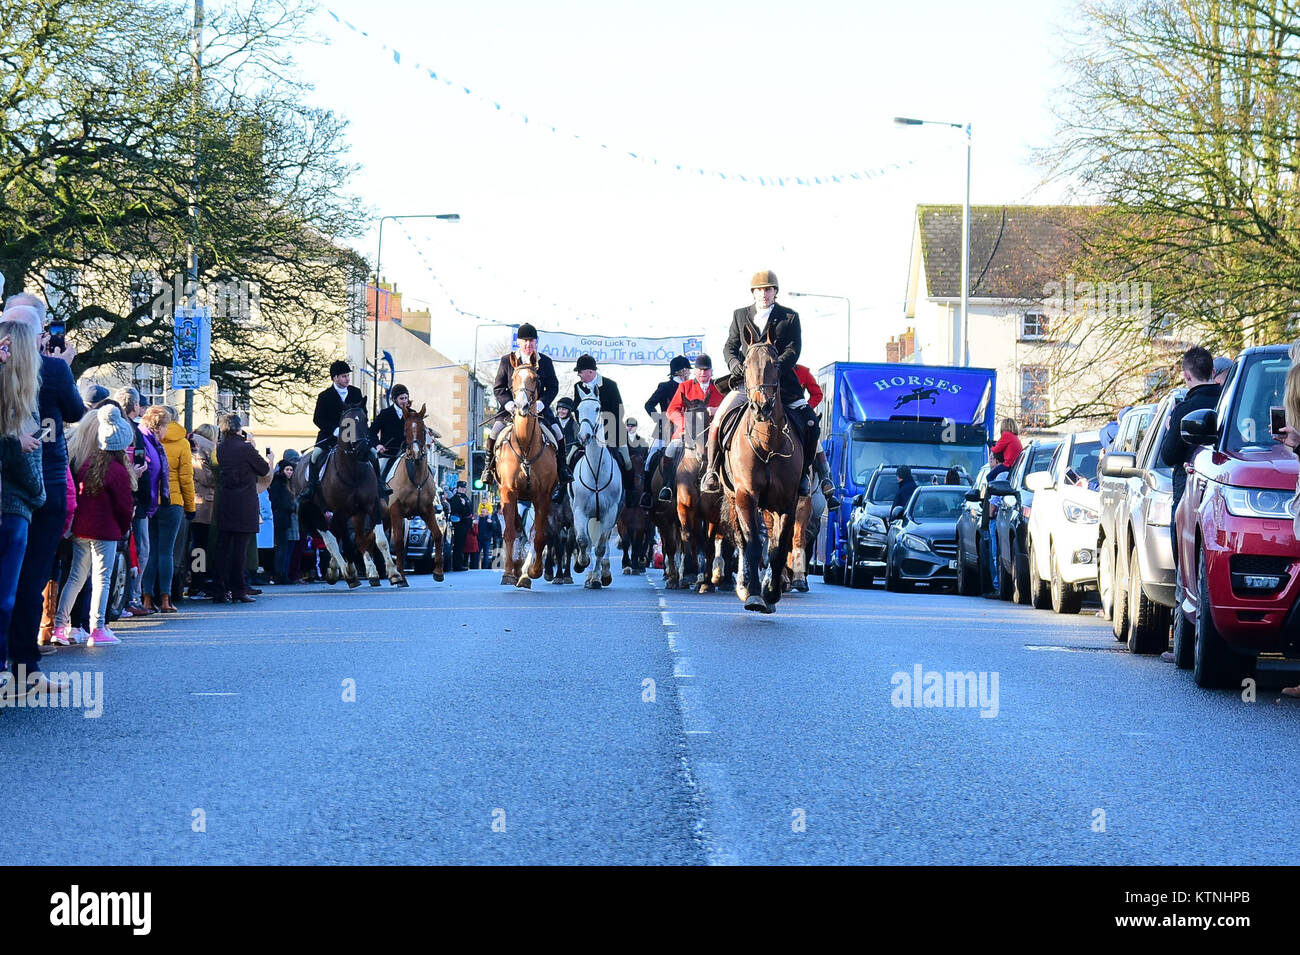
[1158, 346, 1222, 575]
[1, 295, 85, 692]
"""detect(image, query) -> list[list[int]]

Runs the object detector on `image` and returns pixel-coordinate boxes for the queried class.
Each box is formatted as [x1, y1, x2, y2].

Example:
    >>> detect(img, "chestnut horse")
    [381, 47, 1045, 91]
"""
[673, 398, 712, 591]
[723, 334, 805, 612]
[495, 357, 557, 589]
[384, 403, 444, 582]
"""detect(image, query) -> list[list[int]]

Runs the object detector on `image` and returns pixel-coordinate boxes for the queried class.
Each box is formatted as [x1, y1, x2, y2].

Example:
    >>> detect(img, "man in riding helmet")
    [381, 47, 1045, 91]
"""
[300, 359, 387, 504]
[794, 363, 841, 508]
[639, 354, 691, 507]
[481, 323, 569, 487]
[700, 270, 819, 496]
[642, 353, 724, 507]
[370, 383, 439, 488]
[571, 353, 632, 494]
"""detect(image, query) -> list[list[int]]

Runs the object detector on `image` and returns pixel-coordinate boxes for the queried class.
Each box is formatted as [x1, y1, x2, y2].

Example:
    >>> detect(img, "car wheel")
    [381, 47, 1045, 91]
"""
[1171, 582, 1194, 669]
[1050, 544, 1083, 614]
[1193, 546, 1248, 689]
[1098, 535, 1115, 622]
[1110, 543, 1130, 641]
[1013, 549, 1032, 605]
[1127, 546, 1171, 655]
[824, 562, 841, 586]
[996, 545, 1014, 600]
[106, 545, 129, 623]
[955, 551, 974, 595]
[1028, 538, 1051, 610]
[885, 554, 901, 592]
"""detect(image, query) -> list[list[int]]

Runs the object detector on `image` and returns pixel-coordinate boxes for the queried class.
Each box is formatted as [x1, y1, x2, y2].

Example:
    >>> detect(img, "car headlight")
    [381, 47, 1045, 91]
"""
[1064, 501, 1099, 524]
[864, 516, 886, 534]
[900, 533, 933, 553]
[1146, 490, 1172, 526]
[1223, 486, 1294, 519]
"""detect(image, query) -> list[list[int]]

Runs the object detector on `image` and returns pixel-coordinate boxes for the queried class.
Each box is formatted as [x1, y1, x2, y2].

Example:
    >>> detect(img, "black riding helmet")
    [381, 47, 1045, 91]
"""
[556, 396, 575, 412]
[693, 353, 712, 369]
[669, 355, 691, 375]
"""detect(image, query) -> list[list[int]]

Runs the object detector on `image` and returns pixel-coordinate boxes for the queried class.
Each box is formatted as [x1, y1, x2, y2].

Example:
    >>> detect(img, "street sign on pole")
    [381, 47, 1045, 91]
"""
[172, 306, 211, 389]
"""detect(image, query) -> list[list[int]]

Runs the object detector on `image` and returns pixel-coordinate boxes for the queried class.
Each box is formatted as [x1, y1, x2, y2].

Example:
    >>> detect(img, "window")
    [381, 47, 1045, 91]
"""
[1021, 310, 1051, 340]
[1148, 312, 1176, 342]
[1021, 366, 1051, 428]
[45, 267, 80, 323]
[216, 375, 252, 426]
[133, 364, 167, 408]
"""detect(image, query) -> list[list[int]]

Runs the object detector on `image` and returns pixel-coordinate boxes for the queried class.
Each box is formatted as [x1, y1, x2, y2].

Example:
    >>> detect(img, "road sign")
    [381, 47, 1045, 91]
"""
[172, 306, 211, 389]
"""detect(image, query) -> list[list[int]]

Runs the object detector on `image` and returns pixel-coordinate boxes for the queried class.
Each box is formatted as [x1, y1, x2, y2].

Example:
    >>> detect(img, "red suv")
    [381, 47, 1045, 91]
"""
[1174, 345, 1299, 688]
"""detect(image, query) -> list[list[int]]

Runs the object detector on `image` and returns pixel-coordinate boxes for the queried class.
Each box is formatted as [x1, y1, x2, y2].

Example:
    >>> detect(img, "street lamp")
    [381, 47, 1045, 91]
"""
[786, 292, 851, 361]
[371, 212, 460, 409]
[895, 116, 971, 367]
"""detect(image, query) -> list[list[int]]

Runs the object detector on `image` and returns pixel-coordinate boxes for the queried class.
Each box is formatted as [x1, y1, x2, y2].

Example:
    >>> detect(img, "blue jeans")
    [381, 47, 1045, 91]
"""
[142, 504, 183, 598]
[0, 513, 31, 663]
[9, 489, 66, 671]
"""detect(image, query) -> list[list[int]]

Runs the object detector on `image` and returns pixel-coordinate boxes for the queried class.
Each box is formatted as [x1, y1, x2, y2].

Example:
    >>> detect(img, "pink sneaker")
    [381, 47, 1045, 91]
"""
[69, 627, 87, 645]
[86, 628, 120, 647]
[49, 626, 72, 646]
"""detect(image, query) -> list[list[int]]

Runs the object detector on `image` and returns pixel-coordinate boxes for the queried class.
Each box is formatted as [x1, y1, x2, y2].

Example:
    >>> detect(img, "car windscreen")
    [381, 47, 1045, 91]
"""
[852, 439, 986, 486]
[869, 469, 949, 502]
[1064, 439, 1102, 487]
[907, 489, 967, 521]
[1227, 354, 1291, 451]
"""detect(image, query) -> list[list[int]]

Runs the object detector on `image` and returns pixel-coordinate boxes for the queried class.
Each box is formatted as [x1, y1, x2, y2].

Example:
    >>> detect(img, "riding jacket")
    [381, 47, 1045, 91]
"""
[313, 385, 367, 448]
[369, 405, 406, 456]
[572, 373, 627, 448]
[493, 352, 559, 419]
[666, 379, 723, 438]
[723, 303, 803, 406]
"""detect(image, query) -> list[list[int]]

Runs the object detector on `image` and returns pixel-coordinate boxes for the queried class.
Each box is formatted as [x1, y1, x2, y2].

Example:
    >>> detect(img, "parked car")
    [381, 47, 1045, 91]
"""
[884, 485, 967, 592]
[994, 438, 1061, 604]
[842, 463, 969, 587]
[1097, 394, 1182, 653]
[404, 514, 441, 574]
[955, 465, 1017, 598]
[106, 528, 132, 622]
[1174, 345, 1300, 688]
[1024, 430, 1103, 613]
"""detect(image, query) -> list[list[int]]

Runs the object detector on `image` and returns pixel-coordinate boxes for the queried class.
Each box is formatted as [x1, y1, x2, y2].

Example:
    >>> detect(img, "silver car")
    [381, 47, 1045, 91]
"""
[1097, 390, 1184, 653]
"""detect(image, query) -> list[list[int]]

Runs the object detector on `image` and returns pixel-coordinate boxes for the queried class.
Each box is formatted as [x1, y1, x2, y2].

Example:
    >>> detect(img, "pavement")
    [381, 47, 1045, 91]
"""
[6, 562, 1300, 865]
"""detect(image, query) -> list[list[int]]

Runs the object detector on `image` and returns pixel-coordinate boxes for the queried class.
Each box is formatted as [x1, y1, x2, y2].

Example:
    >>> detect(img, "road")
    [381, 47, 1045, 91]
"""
[7, 560, 1300, 865]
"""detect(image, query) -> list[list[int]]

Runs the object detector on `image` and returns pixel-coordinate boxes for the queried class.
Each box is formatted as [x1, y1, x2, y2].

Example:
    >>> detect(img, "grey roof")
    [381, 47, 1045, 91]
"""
[916, 205, 1102, 301]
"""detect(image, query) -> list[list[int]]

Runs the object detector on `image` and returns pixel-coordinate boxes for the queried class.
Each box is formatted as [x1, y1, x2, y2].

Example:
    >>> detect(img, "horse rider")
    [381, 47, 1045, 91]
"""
[552, 396, 580, 500]
[571, 353, 632, 493]
[480, 323, 570, 487]
[794, 363, 841, 508]
[369, 383, 440, 488]
[638, 355, 691, 507]
[299, 359, 388, 504]
[642, 353, 724, 507]
[700, 270, 822, 498]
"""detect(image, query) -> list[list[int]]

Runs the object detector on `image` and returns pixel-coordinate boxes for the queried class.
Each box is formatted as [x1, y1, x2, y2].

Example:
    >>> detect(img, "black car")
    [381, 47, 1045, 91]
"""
[954, 465, 1016, 598]
[884, 485, 969, 592]
[993, 438, 1061, 603]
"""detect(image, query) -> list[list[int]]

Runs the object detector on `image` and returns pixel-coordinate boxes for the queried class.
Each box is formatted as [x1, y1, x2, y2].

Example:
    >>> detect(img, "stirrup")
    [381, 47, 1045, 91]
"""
[657, 486, 673, 502]
[700, 469, 721, 493]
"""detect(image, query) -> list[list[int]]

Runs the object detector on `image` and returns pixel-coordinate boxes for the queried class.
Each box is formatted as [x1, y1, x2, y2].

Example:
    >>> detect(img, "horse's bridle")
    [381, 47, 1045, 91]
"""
[576, 394, 604, 445]
[745, 344, 781, 422]
[339, 408, 369, 456]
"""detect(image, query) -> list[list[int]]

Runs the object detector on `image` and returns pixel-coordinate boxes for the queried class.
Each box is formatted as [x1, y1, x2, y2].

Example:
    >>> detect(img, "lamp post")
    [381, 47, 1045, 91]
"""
[895, 116, 971, 367]
[371, 212, 460, 409]
[786, 292, 851, 361]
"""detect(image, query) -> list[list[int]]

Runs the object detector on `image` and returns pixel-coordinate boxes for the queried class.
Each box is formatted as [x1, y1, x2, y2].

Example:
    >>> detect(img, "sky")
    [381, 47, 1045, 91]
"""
[286, 0, 1079, 402]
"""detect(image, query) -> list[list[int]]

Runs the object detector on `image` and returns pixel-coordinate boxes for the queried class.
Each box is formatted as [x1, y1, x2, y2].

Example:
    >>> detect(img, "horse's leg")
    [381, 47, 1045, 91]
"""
[371, 522, 405, 586]
[500, 492, 517, 585]
[765, 508, 797, 608]
[598, 509, 614, 587]
[573, 499, 590, 573]
[319, 529, 356, 589]
[389, 502, 408, 579]
[734, 489, 766, 611]
[675, 498, 696, 589]
[525, 496, 550, 582]
[790, 499, 809, 593]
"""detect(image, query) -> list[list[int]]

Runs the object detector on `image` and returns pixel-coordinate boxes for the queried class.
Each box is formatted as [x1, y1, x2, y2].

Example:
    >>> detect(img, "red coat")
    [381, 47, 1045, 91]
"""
[991, 431, 1023, 469]
[666, 379, 723, 437]
[71, 459, 135, 542]
[795, 365, 823, 408]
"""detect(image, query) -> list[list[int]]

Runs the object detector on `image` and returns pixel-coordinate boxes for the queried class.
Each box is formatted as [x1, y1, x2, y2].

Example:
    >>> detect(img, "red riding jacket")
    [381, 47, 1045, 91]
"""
[666, 379, 723, 438]
[795, 364, 823, 408]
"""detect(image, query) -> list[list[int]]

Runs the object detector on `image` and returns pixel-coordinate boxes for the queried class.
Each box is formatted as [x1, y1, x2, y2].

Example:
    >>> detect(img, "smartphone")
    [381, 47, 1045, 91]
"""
[265, 447, 272, 457]
[37, 425, 52, 442]
[1271, 406, 1286, 435]
[46, 322, 65, 352]
[133, 447, 146, 467]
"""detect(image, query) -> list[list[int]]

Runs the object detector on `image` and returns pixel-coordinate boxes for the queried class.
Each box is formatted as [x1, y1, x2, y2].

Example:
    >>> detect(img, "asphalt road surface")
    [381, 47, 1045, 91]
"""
[7, 560, 1300, 865]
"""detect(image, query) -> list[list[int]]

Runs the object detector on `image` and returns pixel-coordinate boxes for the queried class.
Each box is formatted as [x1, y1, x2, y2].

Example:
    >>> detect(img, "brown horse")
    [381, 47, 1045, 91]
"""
[673, 398, 713, 590]
[495, 356, 557, 588]
[617, 444, 650, 575]
[766, 491, 812, 593]
[384, 403, 444, 583]
[543, 486, 575, 584]
[648, 461, 681, 589]
[290, 403, 403, 588]
[723, 334, 805, 612]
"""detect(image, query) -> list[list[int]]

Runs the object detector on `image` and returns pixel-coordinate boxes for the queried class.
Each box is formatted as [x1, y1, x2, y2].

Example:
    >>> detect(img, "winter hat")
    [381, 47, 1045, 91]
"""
[81, 382, 110, 406]
[389, 383, 409, 400]
[98, 404, 133, 452]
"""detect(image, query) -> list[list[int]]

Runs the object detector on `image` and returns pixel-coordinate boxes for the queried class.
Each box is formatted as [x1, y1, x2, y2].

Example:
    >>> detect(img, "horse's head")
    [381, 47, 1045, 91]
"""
[576, 393, 605, 446]
[682, 397, 711, 447]
[403, 403, 428, 459]
[510, 355, 540, 415]
[741, 327, 780, 422]
[339, 403, 369, 455]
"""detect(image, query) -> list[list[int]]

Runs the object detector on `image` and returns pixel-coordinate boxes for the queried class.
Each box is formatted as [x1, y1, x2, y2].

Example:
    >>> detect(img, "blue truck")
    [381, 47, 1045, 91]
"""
[815, 361, 997, 583]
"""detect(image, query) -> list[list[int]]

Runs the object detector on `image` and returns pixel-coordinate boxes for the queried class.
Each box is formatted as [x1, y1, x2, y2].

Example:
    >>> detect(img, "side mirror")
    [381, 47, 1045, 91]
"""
[964, 489, 982, 503]
[1024, 470, 1052, 493]
[852, 494, 864, 508]
[1180, 408, 1219, 446]
[1101, 452, 1138, 478]
[987, 480, 1014, 497]
[890, 506, 904, 523]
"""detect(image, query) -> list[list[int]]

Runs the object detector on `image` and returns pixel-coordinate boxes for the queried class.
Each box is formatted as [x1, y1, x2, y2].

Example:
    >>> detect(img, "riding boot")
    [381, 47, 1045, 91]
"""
[370, 448, 391, 501]
[297, 450, 320, 505]
[814, 450, 841, 509]
[699, 426, 721, 494]
[481, 436, 498, 486]
[556, 436, 572, 483]
[639, 449, 660, 509]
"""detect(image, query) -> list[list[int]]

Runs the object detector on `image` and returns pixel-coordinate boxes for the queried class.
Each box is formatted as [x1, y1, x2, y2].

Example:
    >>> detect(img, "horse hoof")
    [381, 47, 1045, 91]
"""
[433, 573, 444, 582]
[347, 578, 361, 590]
[551, 576, 566, 585]
[368, 578, 381, 588]
[697, 582, 712, 594]
[500, 575, 516, 586]
[585, 579, 601, 590]
[761, 601, 776, 614]
[744, 594, 767, 612]
[574, 560, 588, 573]
[516, 576, 532, 589]
[794, 579, 809, 593]
[395, 577, 410, 588]
[601, 574, 612, 586]
[623, 567, 631, 575]
[736, 585, 750, 602]
[544, 570, 554, 581]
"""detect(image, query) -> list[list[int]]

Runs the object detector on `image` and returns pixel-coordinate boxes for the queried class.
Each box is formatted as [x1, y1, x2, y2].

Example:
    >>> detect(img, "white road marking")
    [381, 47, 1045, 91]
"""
[190, 692, 239, 696]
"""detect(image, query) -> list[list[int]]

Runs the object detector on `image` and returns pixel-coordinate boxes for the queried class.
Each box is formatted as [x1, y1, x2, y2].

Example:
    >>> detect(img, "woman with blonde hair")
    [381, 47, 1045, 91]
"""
[139, 404, 184, 612]
[0, 320, 46, 680]
[990, 417, 1023, 471]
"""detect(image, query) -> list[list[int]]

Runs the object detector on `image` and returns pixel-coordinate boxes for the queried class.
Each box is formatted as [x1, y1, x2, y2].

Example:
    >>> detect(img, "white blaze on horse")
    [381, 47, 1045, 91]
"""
[571, 394, 624, 589]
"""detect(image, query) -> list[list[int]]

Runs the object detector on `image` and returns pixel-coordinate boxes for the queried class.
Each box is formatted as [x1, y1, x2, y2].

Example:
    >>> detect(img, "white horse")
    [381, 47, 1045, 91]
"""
[571, 394, 624, 589]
